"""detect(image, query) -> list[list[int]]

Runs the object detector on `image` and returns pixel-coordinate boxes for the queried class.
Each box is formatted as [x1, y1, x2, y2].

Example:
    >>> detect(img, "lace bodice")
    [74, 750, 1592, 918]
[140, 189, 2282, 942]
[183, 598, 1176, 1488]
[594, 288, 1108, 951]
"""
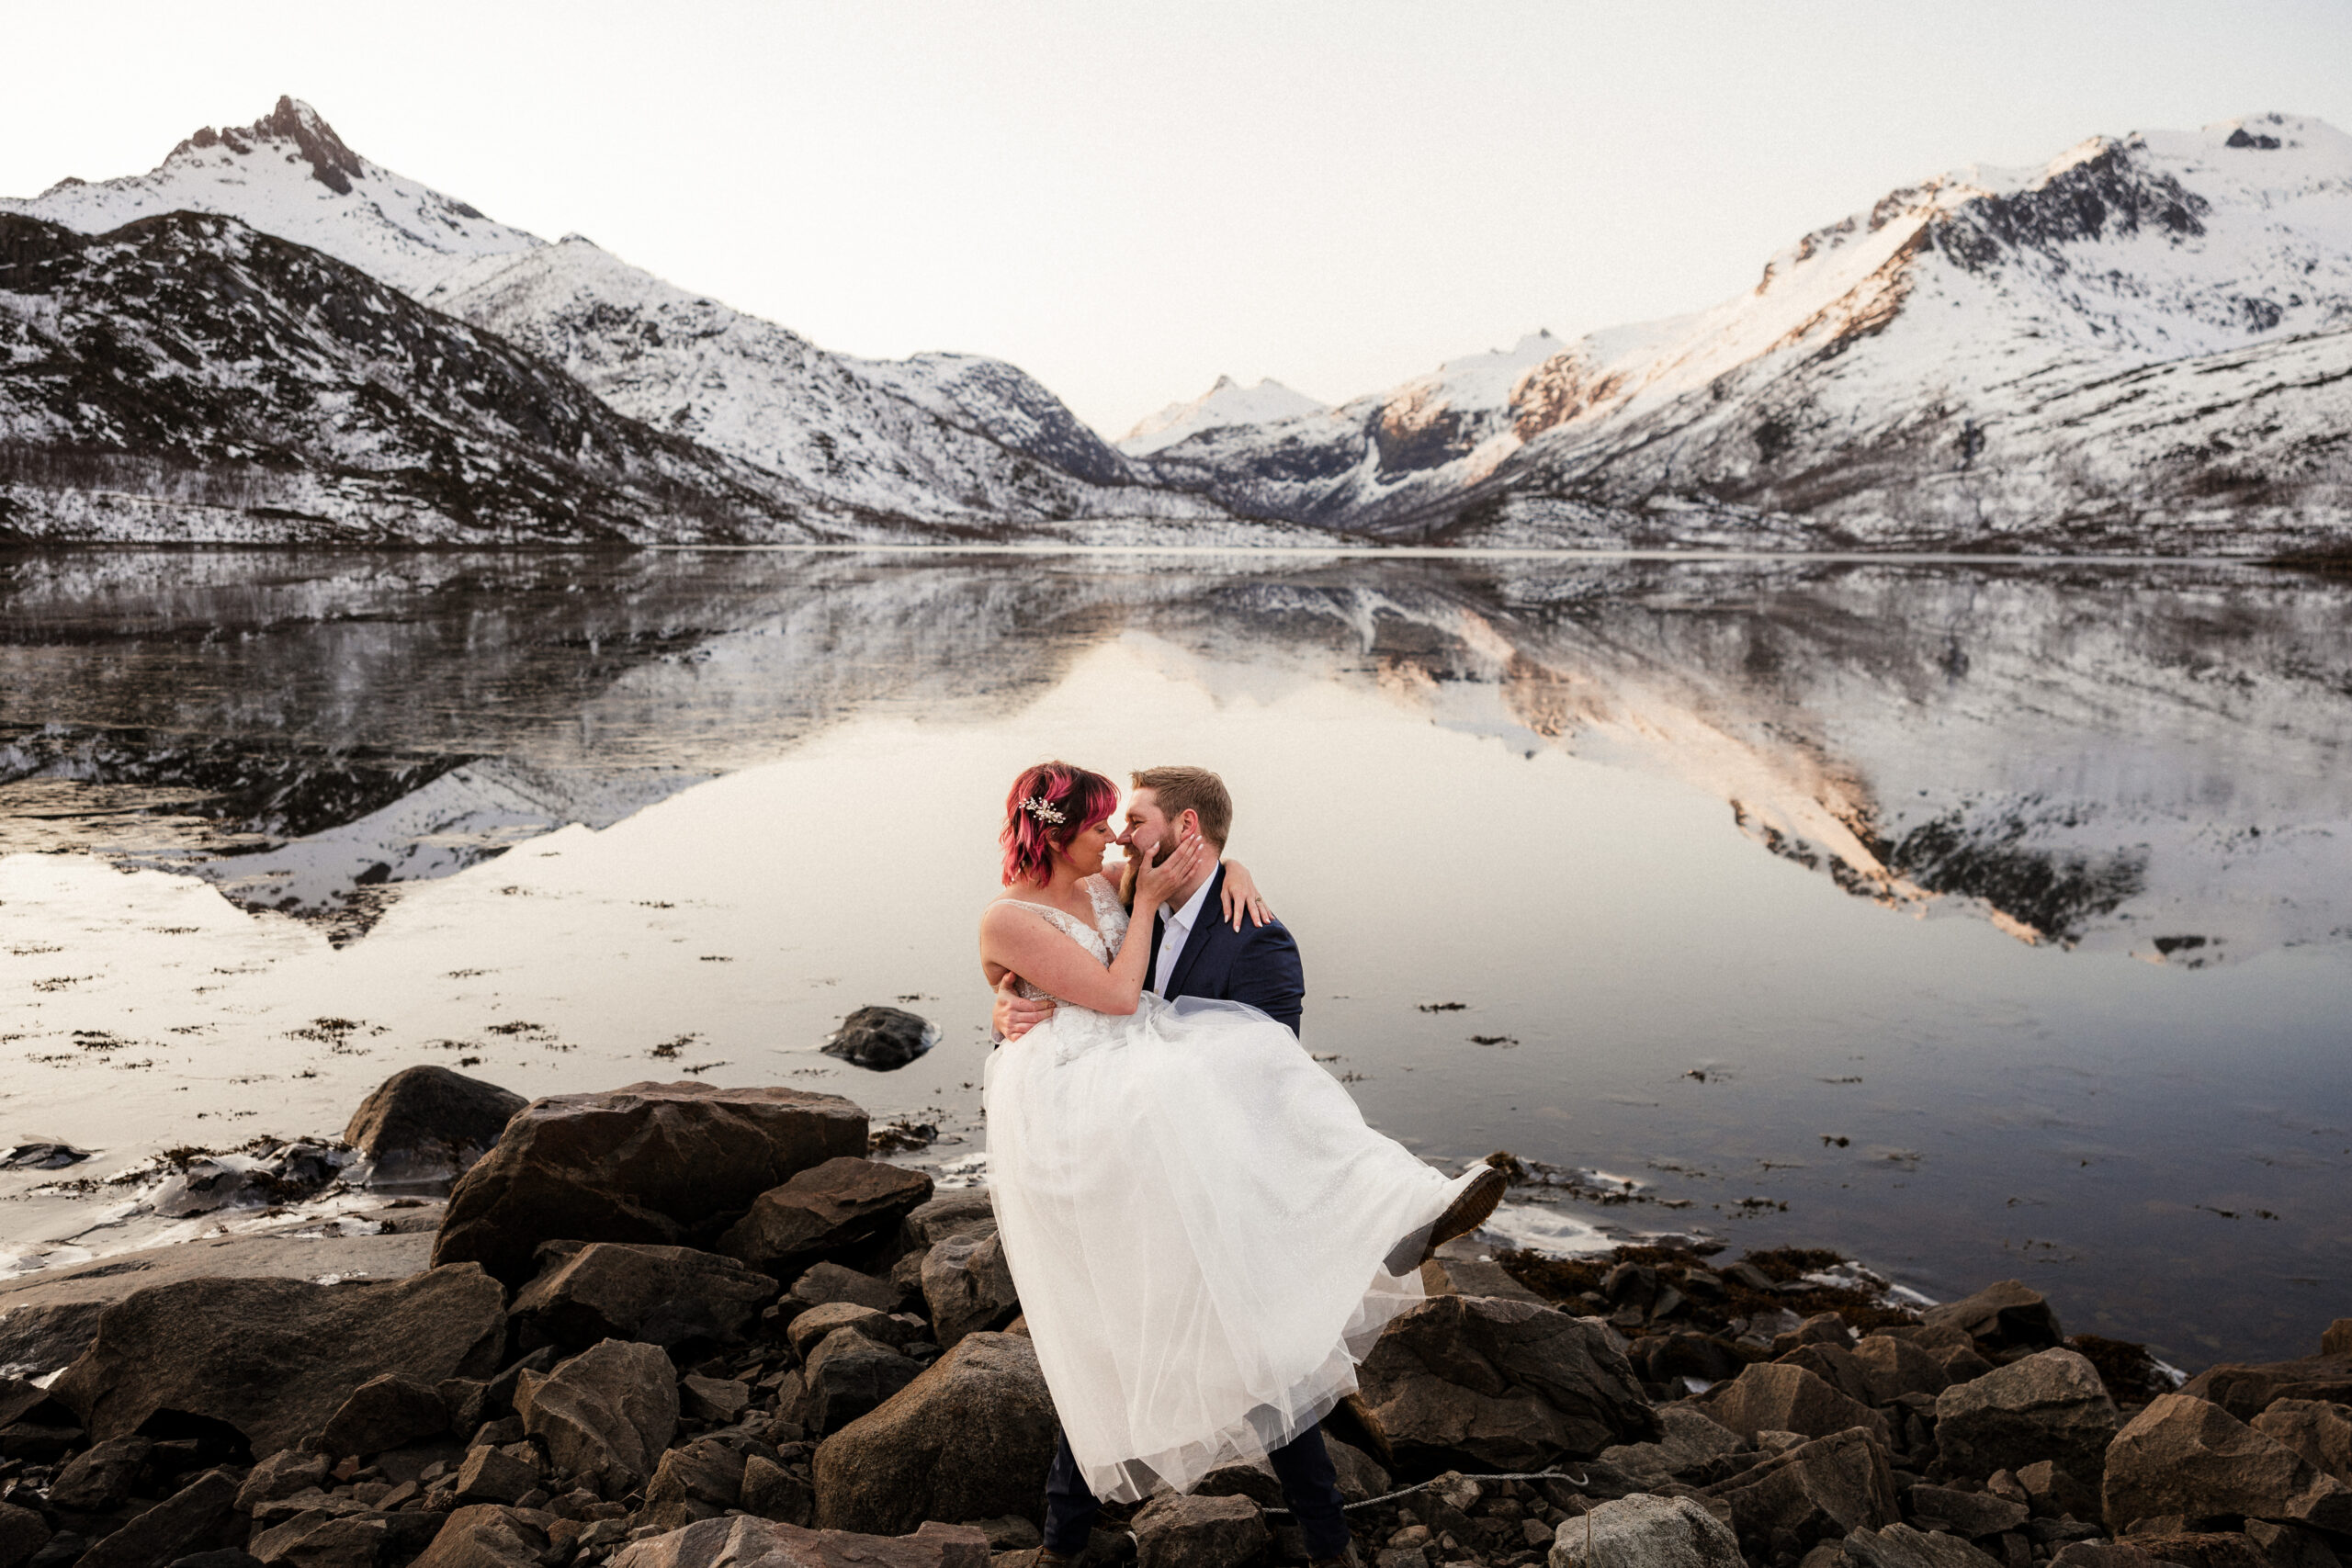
[1004, 874, 1131, 1006]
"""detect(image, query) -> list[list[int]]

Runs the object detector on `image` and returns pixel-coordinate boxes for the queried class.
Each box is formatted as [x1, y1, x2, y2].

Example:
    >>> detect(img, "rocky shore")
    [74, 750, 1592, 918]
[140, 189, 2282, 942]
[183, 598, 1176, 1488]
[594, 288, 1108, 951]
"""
[1, 1068, 2347, 1568]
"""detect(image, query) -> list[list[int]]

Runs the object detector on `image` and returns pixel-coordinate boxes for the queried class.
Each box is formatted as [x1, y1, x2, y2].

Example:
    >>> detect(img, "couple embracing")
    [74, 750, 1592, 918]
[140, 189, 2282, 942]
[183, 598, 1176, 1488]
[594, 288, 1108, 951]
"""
[977, 761, 1508, 1567]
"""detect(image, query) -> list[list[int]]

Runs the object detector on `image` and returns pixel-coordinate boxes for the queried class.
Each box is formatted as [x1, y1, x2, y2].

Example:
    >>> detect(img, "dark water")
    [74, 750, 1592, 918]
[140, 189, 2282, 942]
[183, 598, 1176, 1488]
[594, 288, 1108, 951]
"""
[2, 545, 2348, 1365]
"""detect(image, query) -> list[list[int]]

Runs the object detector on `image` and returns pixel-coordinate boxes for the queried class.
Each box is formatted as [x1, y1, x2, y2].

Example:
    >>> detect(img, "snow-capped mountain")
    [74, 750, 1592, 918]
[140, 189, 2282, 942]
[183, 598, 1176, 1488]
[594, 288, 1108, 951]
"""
[0, 98, 1227, 538]
[1131, 115, 2352, 553]
[1120, 376, 1330, 457]
[0, 97, 540, 298]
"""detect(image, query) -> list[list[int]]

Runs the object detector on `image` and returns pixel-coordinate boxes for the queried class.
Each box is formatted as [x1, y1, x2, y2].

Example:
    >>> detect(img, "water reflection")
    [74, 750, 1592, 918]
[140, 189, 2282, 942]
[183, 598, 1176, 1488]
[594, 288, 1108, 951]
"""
[2, 546, 2347, 1361]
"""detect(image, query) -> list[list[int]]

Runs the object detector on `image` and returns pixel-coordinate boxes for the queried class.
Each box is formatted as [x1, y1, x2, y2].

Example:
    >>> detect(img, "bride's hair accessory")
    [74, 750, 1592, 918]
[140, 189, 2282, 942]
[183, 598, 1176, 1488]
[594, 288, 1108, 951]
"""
[1002, 761, 1120, 889]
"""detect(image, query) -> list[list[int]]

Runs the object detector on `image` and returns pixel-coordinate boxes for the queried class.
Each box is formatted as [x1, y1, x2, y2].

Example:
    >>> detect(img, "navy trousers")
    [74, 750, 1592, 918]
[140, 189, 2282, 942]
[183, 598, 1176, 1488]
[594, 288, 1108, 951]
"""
[1042, 1420, 1351, 1561]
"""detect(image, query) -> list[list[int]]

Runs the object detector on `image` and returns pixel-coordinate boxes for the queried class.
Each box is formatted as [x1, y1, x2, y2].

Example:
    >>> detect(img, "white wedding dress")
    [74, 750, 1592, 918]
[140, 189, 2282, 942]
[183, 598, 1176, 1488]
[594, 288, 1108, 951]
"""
[983, 873, 1486, 1503]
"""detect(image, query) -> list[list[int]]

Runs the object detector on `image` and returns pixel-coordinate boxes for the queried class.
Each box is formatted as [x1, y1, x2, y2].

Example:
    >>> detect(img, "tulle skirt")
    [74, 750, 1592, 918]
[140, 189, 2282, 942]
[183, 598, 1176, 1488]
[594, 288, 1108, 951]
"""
[982, 994, 1481, 1503]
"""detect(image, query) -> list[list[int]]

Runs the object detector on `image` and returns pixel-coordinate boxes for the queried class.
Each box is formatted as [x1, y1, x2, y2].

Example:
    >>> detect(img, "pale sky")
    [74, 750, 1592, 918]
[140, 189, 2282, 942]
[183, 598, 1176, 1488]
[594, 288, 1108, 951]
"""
[4, 1, 2349, 436]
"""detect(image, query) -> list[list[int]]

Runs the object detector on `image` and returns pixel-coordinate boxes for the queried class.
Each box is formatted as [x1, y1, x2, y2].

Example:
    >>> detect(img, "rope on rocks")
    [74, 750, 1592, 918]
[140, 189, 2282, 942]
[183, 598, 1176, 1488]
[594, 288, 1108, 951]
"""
[1260, 1467, 1595, 1517]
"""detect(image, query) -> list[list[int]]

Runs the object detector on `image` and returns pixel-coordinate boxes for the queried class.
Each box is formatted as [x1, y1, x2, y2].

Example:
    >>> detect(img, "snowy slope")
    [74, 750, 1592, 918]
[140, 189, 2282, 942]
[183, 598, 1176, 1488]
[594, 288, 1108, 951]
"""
[1134, 115, 2352, 550]
[1120, 376, 1329, 457]
[0, 97, 540, 298]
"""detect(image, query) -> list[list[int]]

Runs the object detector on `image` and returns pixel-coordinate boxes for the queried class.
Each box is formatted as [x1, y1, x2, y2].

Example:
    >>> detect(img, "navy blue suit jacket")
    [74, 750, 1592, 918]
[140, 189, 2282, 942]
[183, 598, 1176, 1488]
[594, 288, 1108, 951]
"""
[1146, 864, 1306, 1035]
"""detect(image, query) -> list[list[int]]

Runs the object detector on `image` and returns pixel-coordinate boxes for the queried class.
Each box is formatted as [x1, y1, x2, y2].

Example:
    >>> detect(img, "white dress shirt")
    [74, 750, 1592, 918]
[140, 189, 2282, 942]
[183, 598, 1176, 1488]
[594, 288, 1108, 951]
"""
[1152, 874, 1217, 997]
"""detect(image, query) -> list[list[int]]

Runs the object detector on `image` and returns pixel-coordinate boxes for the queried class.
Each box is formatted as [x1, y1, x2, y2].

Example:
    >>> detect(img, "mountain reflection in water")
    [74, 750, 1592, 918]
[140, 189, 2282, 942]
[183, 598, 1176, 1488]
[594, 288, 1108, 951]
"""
[1, 546, 2347, 1361]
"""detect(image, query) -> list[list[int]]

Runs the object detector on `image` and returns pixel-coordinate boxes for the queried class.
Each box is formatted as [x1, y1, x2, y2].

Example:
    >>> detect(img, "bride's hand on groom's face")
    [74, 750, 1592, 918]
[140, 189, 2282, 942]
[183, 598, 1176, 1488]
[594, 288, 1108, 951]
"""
[1133, 829, 1207, 908]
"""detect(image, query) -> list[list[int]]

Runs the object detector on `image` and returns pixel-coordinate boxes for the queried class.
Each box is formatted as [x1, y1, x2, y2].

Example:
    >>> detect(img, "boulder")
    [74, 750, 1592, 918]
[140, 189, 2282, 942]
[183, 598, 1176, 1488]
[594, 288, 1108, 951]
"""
[0, 1301, 108, 1382]
[608, 1516, 988, 1568]
[452, 1446, 537, 1506]
[1922, 1282, 2064, 1356]
[920, 1233, 1019, 1350]
[74, 1470, 241, 1568]
[741, 1455, 816, 1526]
[310, 1373, 449, 1458]
[1697, 1363, 1892, 1450]
[343, 1067, 526, 1190]
[2102, 1534, 2269, 1568]
[1836, 1524, 2003, 1568]
[718, 1159, 934, 1276]
[1132, 1495, 1268, 1568]
[1355, 1295, 1659, 1472]
[511, 1243, 777, 1348]
[2102, 1393, 2352, 1534]
[248, 1513, 394, 1568]
[786, 1303, 898, 1361]
[1632, 1334, 1747, 1390]
[51, 1267, 504, 1455]
[643, 1440, 748, 1532]
[1326, 1434, 1391, 1504]
[2178, 1359, 2352, 1425]
[1547, 1494, 1742, 1568]
[812, 1332, 1057, 1535]
[803, 1330, 924, 1436]
[237, 1452, 334, 1512]
[1703, 1428, 1900, 1552]
[1903, 1485, 2029, 1539]
[2016, 1461, 2100, 1523]
[681, 1374, 751, 1424]
[0, 1503, 49, 1568]
[820, 1008, 940, 1073]
[1777, 1347, 1881, 1412]
[791, 1264, 901, 1314]
[2244, 1519, 2341, 1568]
[407, 1505, 549, 1568]
[1603, 1405, 1754, 1485]
[2324, 1323, 2352, 1359]
[432, 1081, 867, 1287]
[515, 1339, 679, 1495]
[1934, 1349, 2119, 1484]
[2050, 1546, 2193, 1568]
[1851, 1337, 1950, 1405]
[2250, 1399, 2352, 1486]
[901, 1192, 996, 1250]
[50, 1436, 153, 1511]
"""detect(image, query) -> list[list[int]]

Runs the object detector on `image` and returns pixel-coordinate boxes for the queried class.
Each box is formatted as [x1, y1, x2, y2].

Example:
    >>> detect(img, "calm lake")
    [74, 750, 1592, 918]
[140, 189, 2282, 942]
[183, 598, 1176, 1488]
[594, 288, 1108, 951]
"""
[2, 546, 2347, 1364]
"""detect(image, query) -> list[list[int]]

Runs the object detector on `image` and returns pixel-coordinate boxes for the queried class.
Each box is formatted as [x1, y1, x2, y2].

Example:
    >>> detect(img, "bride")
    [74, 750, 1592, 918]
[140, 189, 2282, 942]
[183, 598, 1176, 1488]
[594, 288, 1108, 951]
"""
[978, 759, 1501, 1518]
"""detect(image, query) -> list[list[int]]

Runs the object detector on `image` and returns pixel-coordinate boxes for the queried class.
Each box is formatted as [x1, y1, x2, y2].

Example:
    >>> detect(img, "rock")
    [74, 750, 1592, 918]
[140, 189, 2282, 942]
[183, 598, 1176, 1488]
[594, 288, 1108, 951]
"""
[1935, 1350, 2119, 1484]
[75, 1470, 240, 1568]
[1325, 1433, 1391, 1504]
[238, 1452, 334, 1512]
[1852, 1337, 1951, 1406]
[741, 1455, 815, 1526]
[0, 1505, 49, 1568]
[2015, 1461, 2100, 1522]
[680, 1374, 752, 1424]
[1546, 1493, 1743, 1568]
[820, 1009, 940, 1073]
[1633, 1334, 1747, 1390]
[804, 1330, 923, 1435]
[1131, 1495, 1268, 1568]
[2250, 1399, 2352, 1486]
[642, 1440, 747, 1532]
[920, 1234, 1019, 1351]
[511, 1243, 778, 1349]
[2243, 1519, 2340, 1568]
[453, 1447, 538, 1506]
[431, 1082, 868, 1287]
[1697, 1363, 1893, 1450]
[51, 1268, 504, 1456]
[2050, 1546, 2185, 1568]
[719, 1160, 934, 1277]
[792, 1264, 900, 1314]
[0, 1302, 109, 1382]
[1904, 1485, 2030, 1539]
[1780, 1345, 1880, 1409]
[2322, 1323, 2352, 1359]
[608, 1516, 988, 1568]
[344, 1067, 526, 1190]
[812, 1332, 1057, 1535]
[1838, 1524, 2004, 1568]
[1779, 1315, 1859, 1355]
[786, 1304, 897, 1361]
[514, 1339, 678, 1496]
[2106, 1534, 2269, 1568]
[51, 1436, 153, 1511]
[1704, 1428, 1900, 1552]
[2179, 1359, 2352, 1425]
[311, 1374, 449, 1458]
[407, 1505, 549, 1568]
[248, 1513, 391, 1568]
[1924, 1283, 2064, 1356]
[900, 1193, 996, 1249]
[1604, 1404, 1755, 1484]
[959, 1519, 1039, 1553]
[146, 1147, 342, 1221]
[1355, 1295, 1658, 1472]
[2102, 1393, 2352, 1534]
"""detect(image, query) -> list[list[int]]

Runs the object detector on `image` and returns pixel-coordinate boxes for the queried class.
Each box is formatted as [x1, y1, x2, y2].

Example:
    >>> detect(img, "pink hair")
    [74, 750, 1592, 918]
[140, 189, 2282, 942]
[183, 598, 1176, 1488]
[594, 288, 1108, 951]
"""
[1001, 761, 1119, 888]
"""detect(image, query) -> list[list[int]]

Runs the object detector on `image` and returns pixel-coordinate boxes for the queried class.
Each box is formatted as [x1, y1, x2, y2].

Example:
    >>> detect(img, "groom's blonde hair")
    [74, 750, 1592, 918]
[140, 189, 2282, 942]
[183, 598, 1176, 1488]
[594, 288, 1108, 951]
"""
[1132, 766, 1232, 849]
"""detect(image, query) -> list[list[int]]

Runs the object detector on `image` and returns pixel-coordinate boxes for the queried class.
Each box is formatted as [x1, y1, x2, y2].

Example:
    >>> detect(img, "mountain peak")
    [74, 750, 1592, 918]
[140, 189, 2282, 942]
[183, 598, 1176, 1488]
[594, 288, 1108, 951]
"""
[173, 96, 368, 195]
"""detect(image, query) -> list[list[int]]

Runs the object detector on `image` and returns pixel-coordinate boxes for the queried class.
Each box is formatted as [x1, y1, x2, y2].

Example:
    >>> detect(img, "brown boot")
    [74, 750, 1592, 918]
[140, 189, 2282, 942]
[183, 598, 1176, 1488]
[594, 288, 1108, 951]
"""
[1420, 1163, 1509, 1262]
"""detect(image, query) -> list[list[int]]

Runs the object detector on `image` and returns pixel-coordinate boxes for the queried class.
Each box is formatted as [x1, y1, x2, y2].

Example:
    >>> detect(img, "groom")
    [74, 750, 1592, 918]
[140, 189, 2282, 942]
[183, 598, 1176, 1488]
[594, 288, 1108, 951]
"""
[989, 765, 1344, 1568]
